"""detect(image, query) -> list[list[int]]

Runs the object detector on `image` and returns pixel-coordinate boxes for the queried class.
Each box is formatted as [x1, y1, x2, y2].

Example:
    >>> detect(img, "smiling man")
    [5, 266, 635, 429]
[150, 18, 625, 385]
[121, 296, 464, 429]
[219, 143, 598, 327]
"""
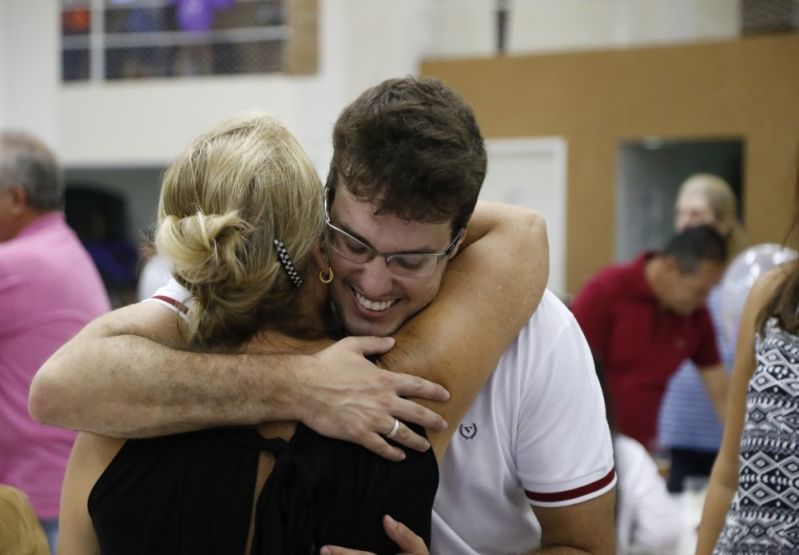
[304, 77, 615, 553]
[324, 186, 465, 337]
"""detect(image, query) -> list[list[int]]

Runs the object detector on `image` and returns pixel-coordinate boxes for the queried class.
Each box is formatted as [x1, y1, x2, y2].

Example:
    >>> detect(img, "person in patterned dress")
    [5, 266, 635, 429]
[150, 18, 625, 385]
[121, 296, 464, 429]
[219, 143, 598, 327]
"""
[696, 168, 799, 553]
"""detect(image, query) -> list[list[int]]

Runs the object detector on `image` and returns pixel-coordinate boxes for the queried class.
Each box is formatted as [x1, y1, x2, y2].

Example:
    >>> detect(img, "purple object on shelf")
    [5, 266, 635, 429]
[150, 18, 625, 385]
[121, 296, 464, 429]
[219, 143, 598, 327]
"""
[174, 0, 236, 32]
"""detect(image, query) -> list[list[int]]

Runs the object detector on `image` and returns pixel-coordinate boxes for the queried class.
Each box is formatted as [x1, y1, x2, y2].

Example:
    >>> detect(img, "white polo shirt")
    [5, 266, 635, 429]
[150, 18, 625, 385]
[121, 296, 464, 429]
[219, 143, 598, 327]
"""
[431, 291, 616, 554]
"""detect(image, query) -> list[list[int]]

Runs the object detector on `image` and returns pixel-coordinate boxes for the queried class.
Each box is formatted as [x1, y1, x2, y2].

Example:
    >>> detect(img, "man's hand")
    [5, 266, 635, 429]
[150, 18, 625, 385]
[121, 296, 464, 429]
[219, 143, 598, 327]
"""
[300, 337, 450, 462]
[320, 515, 428, 555]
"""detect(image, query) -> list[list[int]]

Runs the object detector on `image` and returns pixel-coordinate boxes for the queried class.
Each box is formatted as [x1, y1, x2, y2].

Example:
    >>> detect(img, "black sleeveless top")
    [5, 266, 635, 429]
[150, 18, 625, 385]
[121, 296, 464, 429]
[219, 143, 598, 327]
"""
[88, 423, 437, 554]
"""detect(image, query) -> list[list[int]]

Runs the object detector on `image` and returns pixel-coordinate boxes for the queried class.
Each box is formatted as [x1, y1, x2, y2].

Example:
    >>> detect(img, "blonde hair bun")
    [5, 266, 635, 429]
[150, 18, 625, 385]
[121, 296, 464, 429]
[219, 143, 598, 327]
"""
[156, 210, 253, 287]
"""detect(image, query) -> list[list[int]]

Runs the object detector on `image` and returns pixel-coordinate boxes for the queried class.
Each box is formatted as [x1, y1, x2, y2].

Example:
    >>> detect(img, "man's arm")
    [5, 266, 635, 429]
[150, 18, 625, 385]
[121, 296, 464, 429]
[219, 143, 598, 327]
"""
[513, 295, 616, 554]
[30, 202, 547, 460]
[383, 202, 548, 456]
[698, 363, 729, 425]
[533, 491, 617, 554]
[30, 302, 447, 461]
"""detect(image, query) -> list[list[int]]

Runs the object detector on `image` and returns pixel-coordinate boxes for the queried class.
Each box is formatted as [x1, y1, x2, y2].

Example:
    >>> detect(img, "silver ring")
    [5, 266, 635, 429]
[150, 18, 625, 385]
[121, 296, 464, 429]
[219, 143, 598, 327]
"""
[386, 418, 400, 440]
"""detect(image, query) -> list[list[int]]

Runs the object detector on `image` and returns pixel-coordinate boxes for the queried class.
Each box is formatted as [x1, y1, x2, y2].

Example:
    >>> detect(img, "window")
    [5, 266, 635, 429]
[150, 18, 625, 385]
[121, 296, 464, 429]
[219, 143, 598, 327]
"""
[61, 0, 317, 82]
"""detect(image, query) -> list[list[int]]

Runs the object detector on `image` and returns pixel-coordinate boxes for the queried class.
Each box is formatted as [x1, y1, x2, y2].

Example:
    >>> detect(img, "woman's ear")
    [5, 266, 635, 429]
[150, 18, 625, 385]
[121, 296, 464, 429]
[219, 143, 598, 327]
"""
[311, 242, 329, 272]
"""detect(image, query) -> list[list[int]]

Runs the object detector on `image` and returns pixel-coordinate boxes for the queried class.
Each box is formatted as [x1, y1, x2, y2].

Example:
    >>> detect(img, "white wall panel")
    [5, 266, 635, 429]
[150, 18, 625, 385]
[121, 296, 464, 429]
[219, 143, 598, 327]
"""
[481, 138, 568, 297]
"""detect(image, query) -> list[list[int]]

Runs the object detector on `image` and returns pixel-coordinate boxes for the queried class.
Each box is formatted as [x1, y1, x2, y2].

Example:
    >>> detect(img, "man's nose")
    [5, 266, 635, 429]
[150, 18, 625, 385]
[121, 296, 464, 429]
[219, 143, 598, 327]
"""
[358, 256, 394, 297]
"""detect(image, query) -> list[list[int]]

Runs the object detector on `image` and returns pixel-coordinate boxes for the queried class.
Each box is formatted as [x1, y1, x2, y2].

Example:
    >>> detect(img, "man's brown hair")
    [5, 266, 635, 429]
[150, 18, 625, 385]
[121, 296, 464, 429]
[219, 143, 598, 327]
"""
[327, 77, 487, 236]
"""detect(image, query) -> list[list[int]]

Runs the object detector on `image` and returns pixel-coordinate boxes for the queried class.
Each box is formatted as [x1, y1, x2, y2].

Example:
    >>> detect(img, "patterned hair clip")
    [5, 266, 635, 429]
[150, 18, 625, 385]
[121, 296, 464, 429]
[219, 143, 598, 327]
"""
[273, 239, 303, 288]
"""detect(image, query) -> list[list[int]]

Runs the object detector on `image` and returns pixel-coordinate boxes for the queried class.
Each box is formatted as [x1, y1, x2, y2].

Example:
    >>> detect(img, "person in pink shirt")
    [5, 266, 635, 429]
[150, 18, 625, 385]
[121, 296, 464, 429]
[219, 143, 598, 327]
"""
[0, 132, 110, 553]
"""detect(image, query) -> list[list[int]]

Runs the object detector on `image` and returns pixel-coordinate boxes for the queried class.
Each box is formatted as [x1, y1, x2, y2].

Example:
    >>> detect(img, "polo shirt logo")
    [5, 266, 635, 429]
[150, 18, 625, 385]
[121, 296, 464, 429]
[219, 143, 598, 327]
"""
[459, 422, 478, 440]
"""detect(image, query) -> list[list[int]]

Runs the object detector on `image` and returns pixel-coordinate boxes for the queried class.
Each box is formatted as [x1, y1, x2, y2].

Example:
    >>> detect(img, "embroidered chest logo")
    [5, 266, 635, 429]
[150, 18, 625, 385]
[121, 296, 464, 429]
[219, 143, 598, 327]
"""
[459, 422, 478, 440]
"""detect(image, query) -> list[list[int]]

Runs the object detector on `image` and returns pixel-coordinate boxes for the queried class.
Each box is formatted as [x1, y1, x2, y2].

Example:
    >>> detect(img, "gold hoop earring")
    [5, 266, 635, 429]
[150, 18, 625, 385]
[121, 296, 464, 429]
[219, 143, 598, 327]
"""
[318, 267, 334, 284]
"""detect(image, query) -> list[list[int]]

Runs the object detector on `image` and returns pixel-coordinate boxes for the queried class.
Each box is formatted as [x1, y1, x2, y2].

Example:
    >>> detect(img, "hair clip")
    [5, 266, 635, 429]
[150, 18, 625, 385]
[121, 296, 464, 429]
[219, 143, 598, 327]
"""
[273, 239, 303, 288]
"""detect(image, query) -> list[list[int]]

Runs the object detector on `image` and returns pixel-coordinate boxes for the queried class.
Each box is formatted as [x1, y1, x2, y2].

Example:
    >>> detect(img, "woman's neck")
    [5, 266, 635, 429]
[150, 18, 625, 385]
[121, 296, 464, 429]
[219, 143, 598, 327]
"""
[244, 262, 332, 355]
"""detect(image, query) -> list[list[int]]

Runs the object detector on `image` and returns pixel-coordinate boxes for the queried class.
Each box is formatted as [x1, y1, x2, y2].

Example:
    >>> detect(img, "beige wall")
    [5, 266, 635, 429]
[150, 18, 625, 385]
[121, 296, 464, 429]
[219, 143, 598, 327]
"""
[422, 34, 799, 294]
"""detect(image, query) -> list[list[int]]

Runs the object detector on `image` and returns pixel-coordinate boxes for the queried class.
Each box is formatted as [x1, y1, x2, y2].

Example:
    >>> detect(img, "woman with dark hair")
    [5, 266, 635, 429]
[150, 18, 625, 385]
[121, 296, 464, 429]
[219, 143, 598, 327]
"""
[696, 168, 799, 553]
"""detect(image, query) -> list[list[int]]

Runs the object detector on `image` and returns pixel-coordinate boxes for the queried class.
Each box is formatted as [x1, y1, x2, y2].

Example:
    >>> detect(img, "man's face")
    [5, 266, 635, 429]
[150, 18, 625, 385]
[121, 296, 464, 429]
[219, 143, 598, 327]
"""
[326, 186, 460, 337]
[660, 258, 725, 315]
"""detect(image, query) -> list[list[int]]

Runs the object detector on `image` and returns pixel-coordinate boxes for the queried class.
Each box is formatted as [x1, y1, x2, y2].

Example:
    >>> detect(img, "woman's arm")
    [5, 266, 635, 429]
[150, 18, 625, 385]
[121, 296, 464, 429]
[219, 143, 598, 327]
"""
[58, 433, 125, 555]
[382, 202, 549, 459]
[694, 268, 786, 554]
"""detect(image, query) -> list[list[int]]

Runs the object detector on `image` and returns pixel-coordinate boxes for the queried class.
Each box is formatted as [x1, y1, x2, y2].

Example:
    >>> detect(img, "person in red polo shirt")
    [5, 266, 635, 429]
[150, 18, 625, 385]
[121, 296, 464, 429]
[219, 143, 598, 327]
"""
[571, 225, 730, 451]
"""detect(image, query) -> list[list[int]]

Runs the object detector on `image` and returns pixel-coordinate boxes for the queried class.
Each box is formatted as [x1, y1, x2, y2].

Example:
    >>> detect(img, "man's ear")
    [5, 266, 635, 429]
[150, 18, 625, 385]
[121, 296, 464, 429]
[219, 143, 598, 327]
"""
[662, 254, 686, 276]
[8, 186, 28, 213]
[448, 228, 468, 259]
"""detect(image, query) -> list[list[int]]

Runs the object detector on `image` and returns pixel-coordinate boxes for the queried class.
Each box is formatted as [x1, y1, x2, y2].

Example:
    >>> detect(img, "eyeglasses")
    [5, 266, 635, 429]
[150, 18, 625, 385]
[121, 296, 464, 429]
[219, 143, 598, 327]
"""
[324, 192, 464, 278]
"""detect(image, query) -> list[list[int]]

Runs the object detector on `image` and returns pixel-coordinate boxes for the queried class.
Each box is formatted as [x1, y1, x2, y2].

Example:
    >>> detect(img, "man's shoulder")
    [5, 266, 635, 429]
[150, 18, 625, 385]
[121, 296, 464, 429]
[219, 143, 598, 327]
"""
[572, 260, 641, 312]
[589, 259, 637, 288]
[493, 290, 591, 386]
[515, 290, 580, 344]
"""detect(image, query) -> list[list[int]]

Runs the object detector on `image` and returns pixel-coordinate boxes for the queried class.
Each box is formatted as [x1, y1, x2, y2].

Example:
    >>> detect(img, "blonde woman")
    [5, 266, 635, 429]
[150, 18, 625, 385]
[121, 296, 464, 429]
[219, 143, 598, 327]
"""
[657, 173, 746, 492]
[673, 174, 746, 256]
[57, 113, 547, 553]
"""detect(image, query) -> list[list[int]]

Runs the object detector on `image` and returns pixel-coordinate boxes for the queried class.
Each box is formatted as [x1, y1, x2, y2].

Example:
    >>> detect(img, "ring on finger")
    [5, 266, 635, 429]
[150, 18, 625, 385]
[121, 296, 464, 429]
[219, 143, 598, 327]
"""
[386, 418, 400, 440]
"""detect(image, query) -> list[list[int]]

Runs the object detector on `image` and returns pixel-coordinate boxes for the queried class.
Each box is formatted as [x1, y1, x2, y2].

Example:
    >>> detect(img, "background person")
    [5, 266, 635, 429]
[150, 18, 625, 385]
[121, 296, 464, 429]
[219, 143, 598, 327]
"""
[0, 485, 50, 555]
[695, 168, 799, 554]
[571, 225, 730, 451]
[0, 132, 110, 553]
[590, 355, 681, 554]
[657, 173, 747, 493]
